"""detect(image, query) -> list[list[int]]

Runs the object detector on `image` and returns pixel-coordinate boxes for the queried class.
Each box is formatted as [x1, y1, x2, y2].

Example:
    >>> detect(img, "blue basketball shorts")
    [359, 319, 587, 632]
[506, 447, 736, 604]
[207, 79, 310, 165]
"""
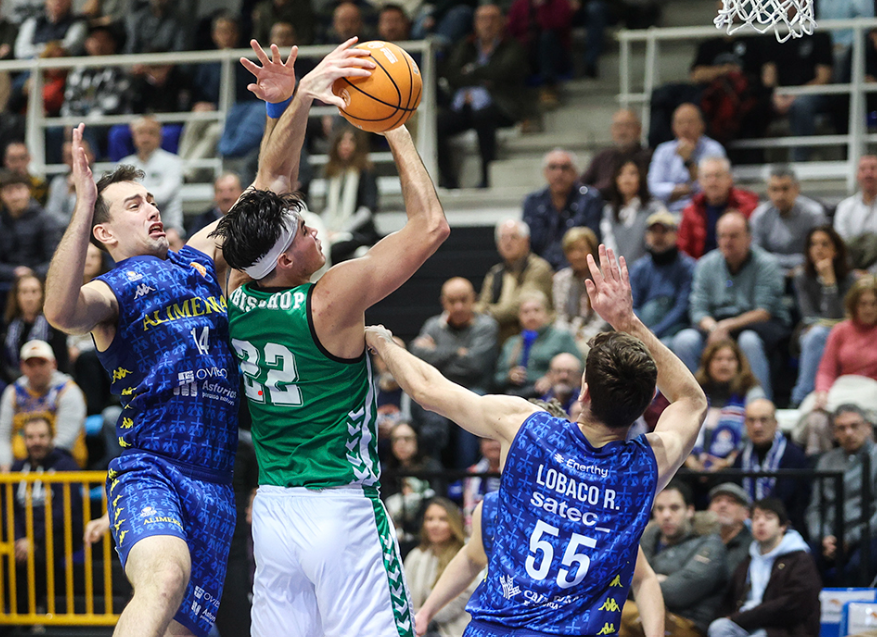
[464, 620, 570, 637]
[106, 451, 235, 637]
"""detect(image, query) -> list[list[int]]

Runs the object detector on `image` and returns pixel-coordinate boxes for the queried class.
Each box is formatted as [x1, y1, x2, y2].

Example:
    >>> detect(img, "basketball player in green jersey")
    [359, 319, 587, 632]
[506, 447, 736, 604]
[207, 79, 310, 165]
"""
[214, 112, 449, 634]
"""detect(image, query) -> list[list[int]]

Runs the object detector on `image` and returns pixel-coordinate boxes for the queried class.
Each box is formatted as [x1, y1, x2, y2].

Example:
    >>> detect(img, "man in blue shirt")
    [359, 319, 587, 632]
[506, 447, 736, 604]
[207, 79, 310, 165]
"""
[629, 211, 695, 344]
[647, 103, 726, 213]
[522, 148, 603, 270]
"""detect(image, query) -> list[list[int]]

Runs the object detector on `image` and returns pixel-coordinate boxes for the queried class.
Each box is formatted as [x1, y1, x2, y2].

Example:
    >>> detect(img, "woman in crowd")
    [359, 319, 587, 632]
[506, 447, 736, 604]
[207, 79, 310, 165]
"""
[495, 290, 580, 397]
[795, 276, 877, 455]
[320, 125, 379, 264]
[790, 225, 857, 407]
[1, 273, 68, 382]
[600, 159, 665, 265]
[686, 339, 764, 474]
[552, 226, 609, 357]
[404, 498, 473, 637]
[383, 421, 446, 552]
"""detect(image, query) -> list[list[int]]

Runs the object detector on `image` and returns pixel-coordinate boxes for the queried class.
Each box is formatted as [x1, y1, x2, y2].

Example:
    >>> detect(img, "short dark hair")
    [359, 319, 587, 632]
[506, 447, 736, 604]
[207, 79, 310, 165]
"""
[752, 497, 789, 527]
[22, 414, 54, 435]
[663, 480, 694, 507]
[585, 332, 657, 429]
[0, 169, 30, 189]
[211, 189, 306, 275]
[91, 165, 145, 252]
[380, 3, 407, 17]
[832, 403, 871, 425]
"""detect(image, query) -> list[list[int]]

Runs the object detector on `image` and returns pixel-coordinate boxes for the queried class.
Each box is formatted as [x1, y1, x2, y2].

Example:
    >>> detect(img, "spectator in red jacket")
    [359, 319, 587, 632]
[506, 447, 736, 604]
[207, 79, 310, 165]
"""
[677, 156, 758, 259]
[506, 0, 572, 108]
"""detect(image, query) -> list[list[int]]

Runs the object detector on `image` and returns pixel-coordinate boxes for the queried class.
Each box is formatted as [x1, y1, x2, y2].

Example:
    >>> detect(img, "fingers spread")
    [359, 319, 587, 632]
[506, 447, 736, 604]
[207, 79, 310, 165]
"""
[250, 39, 270, 66]
[586, 253, 604, 288]
[241, 57, 261, 76]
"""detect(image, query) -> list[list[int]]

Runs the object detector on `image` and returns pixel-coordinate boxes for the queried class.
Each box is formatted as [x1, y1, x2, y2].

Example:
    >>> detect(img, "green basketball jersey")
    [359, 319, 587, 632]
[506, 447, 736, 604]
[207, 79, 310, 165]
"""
[227, 282, 381, 489]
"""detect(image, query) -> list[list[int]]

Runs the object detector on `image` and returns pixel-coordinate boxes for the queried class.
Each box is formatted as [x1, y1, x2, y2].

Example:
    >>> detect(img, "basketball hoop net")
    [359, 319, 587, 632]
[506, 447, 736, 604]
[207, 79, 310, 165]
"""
[714, 0, 817, 42]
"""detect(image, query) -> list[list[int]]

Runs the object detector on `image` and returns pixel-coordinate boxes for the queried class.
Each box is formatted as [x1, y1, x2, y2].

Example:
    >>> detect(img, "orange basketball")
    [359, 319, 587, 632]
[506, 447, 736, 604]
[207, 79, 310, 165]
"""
[333, 41, 422, 134]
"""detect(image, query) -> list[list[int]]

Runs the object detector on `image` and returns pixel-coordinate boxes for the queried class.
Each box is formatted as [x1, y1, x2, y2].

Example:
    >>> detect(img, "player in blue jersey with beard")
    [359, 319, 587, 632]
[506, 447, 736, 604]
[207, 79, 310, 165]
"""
[43, 40, 374, 637]
[366, 245, 708, 637]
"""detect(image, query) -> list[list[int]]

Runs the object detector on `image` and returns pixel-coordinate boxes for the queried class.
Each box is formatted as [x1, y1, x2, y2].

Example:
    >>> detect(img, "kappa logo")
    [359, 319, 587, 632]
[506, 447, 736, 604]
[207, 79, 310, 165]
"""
[609, 574, 623, 587]
[189, 262, 207, 278]
[596, 623, 615, 635]
[599, 598, 621, 612]
[499, 575, 520, 600]
[134, 283, 155, 299]
[125, 270, 143, 282]
[112, 367, 133, 382]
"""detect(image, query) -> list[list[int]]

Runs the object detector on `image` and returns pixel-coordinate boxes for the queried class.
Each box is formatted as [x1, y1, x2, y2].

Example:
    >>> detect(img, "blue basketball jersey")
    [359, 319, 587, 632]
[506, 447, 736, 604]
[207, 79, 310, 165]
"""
[466, 411, 658, 635]
[481, 490, 499, 561]
[95, 246, 240, 474]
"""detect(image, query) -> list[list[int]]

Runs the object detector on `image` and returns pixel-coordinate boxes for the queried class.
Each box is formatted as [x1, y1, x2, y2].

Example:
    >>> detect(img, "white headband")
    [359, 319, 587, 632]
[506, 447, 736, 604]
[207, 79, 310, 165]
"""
[243, 209, 301, 280]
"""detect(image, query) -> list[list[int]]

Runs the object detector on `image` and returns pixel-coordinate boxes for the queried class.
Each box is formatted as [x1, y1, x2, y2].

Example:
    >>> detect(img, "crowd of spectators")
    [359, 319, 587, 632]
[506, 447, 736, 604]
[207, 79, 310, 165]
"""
[1, 2, 877, 632]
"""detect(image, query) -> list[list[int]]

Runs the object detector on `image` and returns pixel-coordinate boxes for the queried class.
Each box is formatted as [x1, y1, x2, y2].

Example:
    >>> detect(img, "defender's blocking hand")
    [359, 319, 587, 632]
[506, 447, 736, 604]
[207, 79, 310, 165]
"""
[242, 40, 298, 103]
[298, 37, 375, 108]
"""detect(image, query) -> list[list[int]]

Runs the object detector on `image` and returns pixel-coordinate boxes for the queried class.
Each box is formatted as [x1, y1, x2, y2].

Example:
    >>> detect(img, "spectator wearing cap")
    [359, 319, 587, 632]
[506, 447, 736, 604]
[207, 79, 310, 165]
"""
[732, 398, 810, 537]
[749, 165, 827, 277]
[708, 482, 754, 575]
[0, 170, 60, 288]
[522, 148, 603, 270]
[0, 340, 87, 471]
[629, 211, 696, 343]
[709, 498, 821, 637]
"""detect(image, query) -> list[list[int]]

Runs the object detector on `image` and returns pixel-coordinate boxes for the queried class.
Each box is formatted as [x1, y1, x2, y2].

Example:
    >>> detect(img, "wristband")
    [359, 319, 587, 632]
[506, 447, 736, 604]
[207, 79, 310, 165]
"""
[266, 96, 293, 119]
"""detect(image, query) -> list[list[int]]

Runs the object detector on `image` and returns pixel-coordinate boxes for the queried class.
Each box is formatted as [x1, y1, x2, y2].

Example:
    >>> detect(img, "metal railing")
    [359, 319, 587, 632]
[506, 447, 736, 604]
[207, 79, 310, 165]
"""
[0, 40, 437, 187]
[0, 471, 119, 626]
[617, 18, 877, 191]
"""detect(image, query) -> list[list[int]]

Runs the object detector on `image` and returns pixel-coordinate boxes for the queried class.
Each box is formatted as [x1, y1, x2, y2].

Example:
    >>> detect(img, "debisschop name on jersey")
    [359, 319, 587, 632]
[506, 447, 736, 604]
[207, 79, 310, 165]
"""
[229, 286, 306, 313]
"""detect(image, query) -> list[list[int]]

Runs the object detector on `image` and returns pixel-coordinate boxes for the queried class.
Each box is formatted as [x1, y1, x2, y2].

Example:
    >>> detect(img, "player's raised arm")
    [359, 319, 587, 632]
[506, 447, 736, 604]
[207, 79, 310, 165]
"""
[190, 39, 374, 265]
[414, 500, 488, 636]
[44, 124, 118, 336]
[584, 245, 707, 490]
[366, 325, 534, 444]
[317, 125, 450, 329]
[630, 547, 665, 637]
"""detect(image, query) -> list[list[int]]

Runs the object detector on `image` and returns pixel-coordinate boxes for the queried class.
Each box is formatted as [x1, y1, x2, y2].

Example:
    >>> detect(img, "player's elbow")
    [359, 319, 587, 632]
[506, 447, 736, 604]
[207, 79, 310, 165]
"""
[43, 303, 70, 332]
[428, 215, 451, 247]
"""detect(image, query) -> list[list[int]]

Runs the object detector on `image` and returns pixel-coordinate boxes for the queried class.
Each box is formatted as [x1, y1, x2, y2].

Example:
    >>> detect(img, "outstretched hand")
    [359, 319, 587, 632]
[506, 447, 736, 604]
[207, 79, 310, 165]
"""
[584, 245, 636, 330]
[241, 40, 298, 103]
[71, 123, 96, 212]
[298, 37, 375, 108]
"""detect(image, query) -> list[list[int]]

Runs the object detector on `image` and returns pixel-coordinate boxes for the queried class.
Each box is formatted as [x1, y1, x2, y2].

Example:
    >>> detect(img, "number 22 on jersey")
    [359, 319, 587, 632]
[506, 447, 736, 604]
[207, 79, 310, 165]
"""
[231, 338, 303, 406]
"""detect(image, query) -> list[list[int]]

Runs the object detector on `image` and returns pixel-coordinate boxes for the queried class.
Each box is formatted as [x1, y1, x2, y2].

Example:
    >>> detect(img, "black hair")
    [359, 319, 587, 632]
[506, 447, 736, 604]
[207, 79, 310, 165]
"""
[91, 165, 146, 252]
[210, 189, 306, 273]
[752, 497, 789, 527]
[663, 480, 694, 507]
